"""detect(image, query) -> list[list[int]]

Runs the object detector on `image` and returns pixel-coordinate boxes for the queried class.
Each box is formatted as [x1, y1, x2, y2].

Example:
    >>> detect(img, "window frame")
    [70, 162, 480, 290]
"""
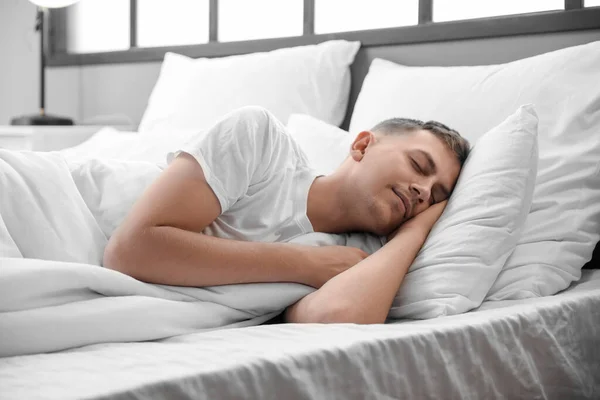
[46, 0, 600, 67]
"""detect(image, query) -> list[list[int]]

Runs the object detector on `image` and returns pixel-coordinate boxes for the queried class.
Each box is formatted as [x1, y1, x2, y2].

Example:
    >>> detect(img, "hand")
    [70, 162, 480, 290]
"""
[300, 245, 369, 288]
[387, 200, 448, 242]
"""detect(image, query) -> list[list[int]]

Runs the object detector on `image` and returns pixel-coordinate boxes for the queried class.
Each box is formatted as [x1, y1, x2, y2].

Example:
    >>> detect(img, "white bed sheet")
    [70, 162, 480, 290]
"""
[1, 270, 599, 400]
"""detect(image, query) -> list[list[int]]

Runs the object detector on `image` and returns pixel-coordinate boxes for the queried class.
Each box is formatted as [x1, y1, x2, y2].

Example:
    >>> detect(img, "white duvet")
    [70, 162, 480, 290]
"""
[0, 148, 384, 357]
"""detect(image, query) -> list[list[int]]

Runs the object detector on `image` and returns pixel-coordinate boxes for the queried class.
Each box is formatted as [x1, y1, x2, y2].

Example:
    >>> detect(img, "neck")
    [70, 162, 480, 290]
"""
[306, 174, 355, 234]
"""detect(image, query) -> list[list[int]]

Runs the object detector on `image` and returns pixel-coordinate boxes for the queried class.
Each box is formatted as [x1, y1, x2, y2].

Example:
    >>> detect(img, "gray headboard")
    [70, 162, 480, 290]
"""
[50, 29, 600, 131]
[341, 29, 600, 130]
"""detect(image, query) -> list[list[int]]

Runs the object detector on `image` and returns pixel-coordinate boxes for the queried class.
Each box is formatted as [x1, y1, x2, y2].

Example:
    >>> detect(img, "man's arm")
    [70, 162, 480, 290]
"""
[285, 201, 447, 324]
[104, 153, 366, 288]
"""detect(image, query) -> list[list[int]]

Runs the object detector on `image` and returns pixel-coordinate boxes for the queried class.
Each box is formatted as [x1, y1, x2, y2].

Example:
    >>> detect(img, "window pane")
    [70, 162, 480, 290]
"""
[218, 0, 303, 42]
[433, 0, 563, 22]
[66, 0, 129, 53]
[586, 0, 600, 6]
[315, 0, 418, 34]
[137, 0, 209, 47]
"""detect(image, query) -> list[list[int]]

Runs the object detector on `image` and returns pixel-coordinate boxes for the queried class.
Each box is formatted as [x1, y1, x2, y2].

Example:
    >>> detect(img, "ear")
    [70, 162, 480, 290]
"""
[349, 131, 376, 161]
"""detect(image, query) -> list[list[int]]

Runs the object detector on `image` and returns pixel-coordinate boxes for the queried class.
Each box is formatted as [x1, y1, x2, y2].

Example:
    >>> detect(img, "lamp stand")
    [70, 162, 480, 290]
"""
[10, 7, 73, 126]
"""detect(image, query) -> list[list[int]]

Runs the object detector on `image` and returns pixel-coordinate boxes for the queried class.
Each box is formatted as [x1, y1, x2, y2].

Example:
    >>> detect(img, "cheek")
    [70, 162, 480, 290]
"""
[389, 159, 413, 183]
[359, 170, 389, 193]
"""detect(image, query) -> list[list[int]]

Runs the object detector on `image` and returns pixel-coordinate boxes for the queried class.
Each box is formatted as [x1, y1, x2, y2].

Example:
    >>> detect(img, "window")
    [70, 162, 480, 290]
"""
[433, 0, 563, 22]
[315, 0, 418, 34]
[66, 0, 129, 54]
[137, 0, 209, 47]
[50, 0, 600, 66]
[218, 0, 303, 42]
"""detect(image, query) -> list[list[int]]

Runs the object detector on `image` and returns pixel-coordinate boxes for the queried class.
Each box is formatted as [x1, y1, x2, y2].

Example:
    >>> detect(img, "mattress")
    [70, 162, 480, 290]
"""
[2, 270, 599, 400]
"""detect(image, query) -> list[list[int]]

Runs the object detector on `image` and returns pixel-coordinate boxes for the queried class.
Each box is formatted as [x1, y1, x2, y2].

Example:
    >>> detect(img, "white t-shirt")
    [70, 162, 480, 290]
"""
[167, 106, 319, 243]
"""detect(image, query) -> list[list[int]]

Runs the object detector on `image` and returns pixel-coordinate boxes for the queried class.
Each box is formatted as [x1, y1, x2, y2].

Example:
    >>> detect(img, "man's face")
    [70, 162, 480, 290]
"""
[346, 129, 461, 236]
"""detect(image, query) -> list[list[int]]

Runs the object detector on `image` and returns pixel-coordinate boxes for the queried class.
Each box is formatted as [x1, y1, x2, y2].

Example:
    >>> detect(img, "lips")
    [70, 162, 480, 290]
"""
[392, 187, 411, 219]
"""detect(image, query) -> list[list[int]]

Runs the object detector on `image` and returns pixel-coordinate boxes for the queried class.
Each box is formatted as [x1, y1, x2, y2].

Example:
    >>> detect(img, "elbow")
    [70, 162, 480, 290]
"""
[286, 300, 385, 325]
[313, 308, 358, 324]
[317, 306, 386, 325]
[103, 232, 140, 277]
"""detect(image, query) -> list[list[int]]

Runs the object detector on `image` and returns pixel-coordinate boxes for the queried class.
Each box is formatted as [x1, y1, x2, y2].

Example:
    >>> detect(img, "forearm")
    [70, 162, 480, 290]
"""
[104, 225, 310, 287]
[287, 225, 428, 324]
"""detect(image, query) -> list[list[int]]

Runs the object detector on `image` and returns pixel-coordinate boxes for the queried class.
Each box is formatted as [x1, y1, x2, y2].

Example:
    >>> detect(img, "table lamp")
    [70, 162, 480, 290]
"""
[10, 0, 81, 126]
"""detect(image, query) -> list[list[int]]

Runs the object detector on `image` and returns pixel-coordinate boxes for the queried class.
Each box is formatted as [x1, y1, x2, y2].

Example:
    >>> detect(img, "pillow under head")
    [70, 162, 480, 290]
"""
[388, 104, 539, 318]
[286, 106, 538, 319]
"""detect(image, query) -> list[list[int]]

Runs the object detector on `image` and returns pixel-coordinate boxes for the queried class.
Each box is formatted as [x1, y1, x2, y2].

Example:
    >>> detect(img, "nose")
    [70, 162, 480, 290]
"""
[409, 182, 431, 204]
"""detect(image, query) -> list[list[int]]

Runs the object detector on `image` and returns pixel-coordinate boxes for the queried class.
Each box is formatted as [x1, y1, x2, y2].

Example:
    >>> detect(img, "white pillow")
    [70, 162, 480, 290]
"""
[139, 40, 360, 134]
[389, 105, 539, 319]
[286, 113, 354, 175]
[288, 108, 538, 318]
[349, 41, 600, 300]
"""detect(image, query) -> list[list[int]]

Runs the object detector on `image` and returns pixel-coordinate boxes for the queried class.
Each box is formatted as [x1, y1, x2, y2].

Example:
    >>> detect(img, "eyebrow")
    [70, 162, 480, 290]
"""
[415, 149, 451, 199]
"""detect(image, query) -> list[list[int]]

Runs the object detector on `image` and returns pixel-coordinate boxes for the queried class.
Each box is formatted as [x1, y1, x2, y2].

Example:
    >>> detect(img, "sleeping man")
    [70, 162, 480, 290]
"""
[103, 106, 470, 324]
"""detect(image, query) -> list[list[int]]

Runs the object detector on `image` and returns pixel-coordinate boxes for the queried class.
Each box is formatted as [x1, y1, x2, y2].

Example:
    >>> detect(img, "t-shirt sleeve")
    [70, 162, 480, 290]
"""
[166, 106, 286, 214]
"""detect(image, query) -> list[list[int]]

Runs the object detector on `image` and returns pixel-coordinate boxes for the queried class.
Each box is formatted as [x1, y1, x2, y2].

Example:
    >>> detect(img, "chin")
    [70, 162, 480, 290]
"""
[368, 219, 394, 237]
[361, 201, 395, 236]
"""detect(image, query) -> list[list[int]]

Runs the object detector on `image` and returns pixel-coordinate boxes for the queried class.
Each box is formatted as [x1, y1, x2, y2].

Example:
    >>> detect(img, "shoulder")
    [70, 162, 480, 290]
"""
[224, 106, 283, 135]
[230, 105, 275, 122]
[225, 106, 297, 154]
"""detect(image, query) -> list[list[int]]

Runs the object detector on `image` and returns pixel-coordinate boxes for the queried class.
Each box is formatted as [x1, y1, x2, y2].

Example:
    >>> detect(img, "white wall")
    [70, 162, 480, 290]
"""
[0, 0, 79, 125]
[0, 0, 152, 128]
[0, 0, 39, 125]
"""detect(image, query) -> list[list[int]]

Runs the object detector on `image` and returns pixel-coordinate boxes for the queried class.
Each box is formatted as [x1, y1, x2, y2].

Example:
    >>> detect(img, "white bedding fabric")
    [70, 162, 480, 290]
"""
[0, 148, 386, 357]
[2, 269, 599, 400]
[59, 127, 199, 165]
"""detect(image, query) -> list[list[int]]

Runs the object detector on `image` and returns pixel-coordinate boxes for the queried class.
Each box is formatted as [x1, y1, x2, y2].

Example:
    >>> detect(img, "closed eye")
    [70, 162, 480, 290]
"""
[411, 158, 423, 174]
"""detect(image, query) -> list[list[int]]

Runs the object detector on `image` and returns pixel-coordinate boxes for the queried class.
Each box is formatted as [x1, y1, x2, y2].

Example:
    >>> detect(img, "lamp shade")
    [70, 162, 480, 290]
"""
[29, 0, 80, 8]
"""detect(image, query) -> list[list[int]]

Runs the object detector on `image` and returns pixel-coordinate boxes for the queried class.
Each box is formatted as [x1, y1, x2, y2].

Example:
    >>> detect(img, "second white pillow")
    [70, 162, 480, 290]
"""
[139, 40, 360, 134]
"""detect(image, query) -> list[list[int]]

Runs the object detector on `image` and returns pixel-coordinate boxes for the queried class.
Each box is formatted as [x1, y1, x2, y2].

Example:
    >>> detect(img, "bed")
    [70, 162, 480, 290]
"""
[1, 25, 600, 400]
[1, 270, 599, 399]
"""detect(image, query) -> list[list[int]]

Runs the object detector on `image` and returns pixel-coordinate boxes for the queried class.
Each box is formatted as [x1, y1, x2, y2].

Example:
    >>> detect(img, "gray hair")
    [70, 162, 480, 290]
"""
[371, 118, 470, 165]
